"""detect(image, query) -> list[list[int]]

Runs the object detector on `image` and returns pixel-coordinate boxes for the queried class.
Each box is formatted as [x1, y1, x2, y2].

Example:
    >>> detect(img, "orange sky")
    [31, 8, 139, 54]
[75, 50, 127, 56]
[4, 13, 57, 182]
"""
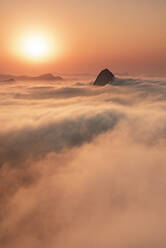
[0, 0, 166, 75]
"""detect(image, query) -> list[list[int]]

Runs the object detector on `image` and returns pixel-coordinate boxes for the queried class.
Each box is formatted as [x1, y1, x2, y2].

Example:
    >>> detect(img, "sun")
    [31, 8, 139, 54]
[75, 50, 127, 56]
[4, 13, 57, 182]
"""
[24, 36, 48, 57]
[22, 35, 49, 60]
[20, 34, 53, 61]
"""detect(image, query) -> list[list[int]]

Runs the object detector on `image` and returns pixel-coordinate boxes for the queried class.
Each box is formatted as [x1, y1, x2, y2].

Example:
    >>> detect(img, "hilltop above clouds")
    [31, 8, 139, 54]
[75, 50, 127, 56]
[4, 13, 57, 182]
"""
[94, 69, 115, 86]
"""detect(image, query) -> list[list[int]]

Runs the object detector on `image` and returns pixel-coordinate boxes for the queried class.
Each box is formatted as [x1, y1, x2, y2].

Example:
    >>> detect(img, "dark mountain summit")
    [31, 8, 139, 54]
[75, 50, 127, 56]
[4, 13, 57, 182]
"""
[94, 69, 115, 86]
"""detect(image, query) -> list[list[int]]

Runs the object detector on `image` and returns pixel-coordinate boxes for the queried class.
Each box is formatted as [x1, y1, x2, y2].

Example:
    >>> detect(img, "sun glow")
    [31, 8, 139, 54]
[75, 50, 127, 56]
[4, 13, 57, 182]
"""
[11, 31, 60, 63]
[9, 29, 64, 65]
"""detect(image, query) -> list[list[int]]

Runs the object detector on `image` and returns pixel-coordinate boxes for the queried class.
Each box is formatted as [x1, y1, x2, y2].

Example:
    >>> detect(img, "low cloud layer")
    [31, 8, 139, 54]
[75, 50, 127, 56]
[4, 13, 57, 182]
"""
[0, 75, 166, 247]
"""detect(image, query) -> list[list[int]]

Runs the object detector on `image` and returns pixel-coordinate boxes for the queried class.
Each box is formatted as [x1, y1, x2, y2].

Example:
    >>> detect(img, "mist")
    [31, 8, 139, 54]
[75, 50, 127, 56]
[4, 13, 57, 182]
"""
[1, 75, 166, 247]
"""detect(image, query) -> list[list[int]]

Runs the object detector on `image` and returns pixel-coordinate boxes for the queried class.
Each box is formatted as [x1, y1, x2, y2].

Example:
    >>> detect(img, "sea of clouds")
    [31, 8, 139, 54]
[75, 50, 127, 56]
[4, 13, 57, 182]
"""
[0, 74, 166, 247]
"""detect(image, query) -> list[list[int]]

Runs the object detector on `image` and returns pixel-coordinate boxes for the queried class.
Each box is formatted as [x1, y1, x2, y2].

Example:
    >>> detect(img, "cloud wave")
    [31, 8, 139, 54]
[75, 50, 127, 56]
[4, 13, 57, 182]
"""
[1, 76, 166, 247]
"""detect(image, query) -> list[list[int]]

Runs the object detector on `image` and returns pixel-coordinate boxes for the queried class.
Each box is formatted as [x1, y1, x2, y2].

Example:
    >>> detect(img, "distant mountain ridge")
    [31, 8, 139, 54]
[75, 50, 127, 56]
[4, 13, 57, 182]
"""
[0, 73, 63, 81]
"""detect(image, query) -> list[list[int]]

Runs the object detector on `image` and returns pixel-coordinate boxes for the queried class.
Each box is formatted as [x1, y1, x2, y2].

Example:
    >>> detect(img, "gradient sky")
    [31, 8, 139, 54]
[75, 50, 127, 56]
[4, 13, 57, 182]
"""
[0, 0, 166, 75]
